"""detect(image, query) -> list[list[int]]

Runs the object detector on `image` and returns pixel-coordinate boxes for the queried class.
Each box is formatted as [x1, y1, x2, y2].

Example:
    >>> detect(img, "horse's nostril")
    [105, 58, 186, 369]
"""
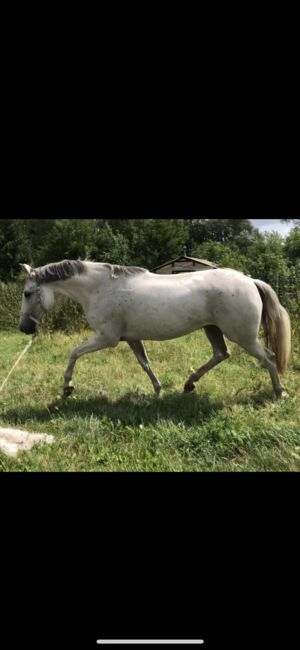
[19, 321, 36, 335]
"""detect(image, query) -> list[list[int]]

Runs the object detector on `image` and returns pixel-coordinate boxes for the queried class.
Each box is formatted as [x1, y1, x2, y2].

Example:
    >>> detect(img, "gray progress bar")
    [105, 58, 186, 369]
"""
[97, 641, 204, 645]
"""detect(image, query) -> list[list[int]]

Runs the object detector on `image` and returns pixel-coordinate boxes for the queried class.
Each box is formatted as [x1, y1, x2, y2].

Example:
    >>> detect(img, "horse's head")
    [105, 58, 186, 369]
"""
[19, 264, 54, 334]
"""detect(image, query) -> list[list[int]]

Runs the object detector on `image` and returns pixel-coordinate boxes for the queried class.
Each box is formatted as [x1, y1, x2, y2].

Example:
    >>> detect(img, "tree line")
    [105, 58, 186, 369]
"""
[0, 218, 299, 284]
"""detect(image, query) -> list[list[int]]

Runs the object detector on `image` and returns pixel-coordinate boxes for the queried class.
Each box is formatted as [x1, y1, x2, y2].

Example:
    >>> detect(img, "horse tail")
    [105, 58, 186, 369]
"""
[254, 279, 291, 374]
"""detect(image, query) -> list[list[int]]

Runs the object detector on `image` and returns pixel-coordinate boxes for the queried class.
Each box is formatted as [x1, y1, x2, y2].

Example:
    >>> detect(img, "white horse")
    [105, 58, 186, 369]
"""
[19, 260, 291, 399]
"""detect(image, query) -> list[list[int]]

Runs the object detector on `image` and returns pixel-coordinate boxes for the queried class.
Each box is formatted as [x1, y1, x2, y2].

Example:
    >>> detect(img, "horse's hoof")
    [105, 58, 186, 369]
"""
[154, 384, 162, 396]
[280, 390, 289, 399]
[63, 385, 74, 398]
[275, 389, 289, 399]
[184, 382, 195, 394]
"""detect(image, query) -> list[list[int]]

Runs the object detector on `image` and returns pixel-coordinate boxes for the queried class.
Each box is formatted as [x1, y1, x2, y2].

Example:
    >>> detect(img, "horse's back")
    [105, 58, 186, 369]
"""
[116, 268, 262, 342]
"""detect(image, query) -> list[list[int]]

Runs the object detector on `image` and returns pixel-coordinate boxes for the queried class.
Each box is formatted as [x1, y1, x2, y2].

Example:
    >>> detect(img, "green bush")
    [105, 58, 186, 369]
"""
[0, 281, 23, 330]
[40, 295, 88, 333]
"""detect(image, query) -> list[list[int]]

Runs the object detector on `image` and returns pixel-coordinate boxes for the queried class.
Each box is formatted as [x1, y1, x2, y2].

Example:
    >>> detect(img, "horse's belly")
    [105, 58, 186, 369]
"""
[123, 323, 202, 340]
[122, 303, 207, 340]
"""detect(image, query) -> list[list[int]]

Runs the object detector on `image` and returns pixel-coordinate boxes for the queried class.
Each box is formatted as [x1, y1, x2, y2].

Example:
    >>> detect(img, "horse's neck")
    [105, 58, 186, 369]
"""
[52, 276, 93, 311]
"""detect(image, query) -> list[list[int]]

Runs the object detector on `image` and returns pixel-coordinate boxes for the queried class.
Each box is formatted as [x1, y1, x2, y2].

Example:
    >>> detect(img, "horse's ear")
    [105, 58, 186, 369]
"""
[20, 263, 34, 276]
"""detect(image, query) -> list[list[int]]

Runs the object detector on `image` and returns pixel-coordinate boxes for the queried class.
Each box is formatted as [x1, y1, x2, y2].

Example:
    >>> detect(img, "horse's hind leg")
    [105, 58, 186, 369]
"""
[184, 325, 230, 394]
[127, 340, 162, 395]
[238, 338, 287, 398]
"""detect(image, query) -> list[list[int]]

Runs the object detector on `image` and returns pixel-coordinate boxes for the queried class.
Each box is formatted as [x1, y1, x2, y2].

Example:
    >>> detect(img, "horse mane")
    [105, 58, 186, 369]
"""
[34, 260, 85, 283]
[104, 263, 148, 278]
[34, 260, 148, 283]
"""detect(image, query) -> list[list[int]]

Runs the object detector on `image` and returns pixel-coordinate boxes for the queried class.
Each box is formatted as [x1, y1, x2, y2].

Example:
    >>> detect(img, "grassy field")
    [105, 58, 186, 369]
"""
[0, 330, 300, 472]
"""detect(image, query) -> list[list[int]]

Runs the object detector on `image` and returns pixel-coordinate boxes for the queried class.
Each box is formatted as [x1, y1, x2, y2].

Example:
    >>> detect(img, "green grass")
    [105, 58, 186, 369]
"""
[0, 330, 300, 472]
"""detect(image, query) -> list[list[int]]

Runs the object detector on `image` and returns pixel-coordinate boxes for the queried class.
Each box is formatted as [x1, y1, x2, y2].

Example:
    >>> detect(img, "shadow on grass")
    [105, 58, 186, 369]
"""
[3, 385, 274, 428]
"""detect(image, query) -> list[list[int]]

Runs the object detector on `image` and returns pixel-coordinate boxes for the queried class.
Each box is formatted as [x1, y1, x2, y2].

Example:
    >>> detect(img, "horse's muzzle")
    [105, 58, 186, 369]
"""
[19, 318, 37, 335]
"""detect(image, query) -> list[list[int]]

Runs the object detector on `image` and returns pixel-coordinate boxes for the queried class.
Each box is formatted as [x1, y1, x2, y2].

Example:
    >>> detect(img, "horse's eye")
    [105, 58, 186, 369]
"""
[24, 291, 31, 298]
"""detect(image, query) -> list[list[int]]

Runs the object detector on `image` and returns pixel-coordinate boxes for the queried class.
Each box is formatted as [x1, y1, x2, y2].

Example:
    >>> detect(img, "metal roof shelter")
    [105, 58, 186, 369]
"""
[152, 255, 221, 275]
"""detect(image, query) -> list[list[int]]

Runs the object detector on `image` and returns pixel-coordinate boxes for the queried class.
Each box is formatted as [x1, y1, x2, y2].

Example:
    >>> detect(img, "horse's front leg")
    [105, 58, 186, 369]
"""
[63, 334, 118, 397]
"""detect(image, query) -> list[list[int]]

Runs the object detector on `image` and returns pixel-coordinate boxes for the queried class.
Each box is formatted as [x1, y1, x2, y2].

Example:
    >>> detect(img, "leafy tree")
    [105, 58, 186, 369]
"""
[102, 219, 189, 268]
[34, 219, 97, 264]
[284, 228, 300, 261]
[91, 221, 130, 265]
[139, 219, 189, 268]
[193, 240, 249, 272]
[188, 218, 257, 251]
[244, 232, 289, 299]
[0, 219, 36, 280]
[98, 219, 145, 264]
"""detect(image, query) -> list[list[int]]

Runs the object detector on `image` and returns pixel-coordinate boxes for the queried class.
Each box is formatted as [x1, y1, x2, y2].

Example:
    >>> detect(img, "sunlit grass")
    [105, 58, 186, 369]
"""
[0, 330, 299, 472]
